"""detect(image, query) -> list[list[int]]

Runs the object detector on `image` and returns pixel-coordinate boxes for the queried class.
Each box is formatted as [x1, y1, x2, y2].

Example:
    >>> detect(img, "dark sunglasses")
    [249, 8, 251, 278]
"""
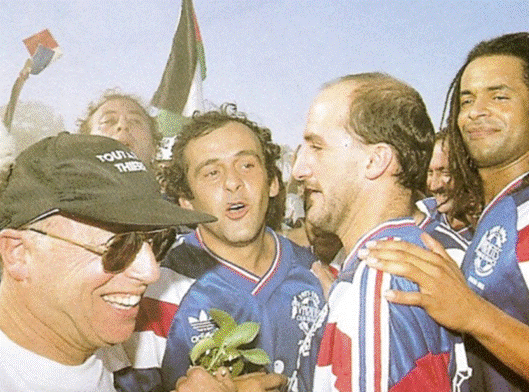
[27, 227, 176, 273]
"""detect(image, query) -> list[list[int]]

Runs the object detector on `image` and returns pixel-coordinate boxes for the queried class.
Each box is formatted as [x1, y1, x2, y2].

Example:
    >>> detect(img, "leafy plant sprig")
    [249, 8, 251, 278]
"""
[189, 308, 270, 376]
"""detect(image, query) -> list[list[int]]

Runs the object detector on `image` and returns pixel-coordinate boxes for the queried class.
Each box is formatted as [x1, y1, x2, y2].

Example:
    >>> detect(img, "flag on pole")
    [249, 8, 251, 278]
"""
[151, 0, 206, 142]
[23, 29, 62, 75]
[3, 29, 62, 129]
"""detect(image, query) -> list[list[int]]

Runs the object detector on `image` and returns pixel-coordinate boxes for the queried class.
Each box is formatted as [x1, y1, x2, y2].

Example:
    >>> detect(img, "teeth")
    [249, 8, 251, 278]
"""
[102, 294, 141, 309]
[229, 203, 244, 211]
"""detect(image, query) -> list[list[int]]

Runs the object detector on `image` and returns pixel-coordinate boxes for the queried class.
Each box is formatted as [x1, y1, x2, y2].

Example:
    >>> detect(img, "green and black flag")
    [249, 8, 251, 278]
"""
[151, 0, 206, 140]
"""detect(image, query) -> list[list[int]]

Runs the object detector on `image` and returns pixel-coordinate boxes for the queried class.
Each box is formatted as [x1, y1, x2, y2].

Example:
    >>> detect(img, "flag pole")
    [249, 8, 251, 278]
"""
[3, 59, 33, 130]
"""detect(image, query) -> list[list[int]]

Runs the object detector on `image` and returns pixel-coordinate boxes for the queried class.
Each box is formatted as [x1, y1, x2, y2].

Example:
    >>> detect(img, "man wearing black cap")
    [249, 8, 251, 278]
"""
[0, 132, 213, 391]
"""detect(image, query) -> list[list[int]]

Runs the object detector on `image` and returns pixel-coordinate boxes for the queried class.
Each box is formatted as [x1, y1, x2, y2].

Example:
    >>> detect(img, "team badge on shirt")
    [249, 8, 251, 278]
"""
[289, 290, 328, 392]
[474, 225, 507, 277]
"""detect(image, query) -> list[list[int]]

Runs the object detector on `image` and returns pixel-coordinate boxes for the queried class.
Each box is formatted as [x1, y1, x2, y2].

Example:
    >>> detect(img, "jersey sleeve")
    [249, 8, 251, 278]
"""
[516, 198, 529, 288]
[314, 261, 454, 392]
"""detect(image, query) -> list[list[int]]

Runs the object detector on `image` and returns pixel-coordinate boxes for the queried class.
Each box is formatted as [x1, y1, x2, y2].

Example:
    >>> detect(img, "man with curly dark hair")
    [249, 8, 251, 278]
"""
[119, 104, 323, 392]
[163, 103, 285, 230]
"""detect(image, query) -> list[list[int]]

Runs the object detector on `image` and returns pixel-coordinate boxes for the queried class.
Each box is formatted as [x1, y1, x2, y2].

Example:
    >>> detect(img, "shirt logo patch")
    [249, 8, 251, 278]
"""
[288, 290, 327, 392]
[188, 310, 217, 344]
[474, 225, 507, 277]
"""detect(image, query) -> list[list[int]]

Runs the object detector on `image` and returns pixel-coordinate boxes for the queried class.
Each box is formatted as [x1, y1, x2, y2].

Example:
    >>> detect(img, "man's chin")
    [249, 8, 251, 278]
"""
[436, 199, 454, 214]
[306, 212, 333, 234]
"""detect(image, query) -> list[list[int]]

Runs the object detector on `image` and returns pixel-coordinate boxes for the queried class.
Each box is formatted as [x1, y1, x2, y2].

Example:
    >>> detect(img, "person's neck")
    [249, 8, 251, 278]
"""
[479, 152, 529, 205]
[0, 285, 94, 366]
[339, 184, 416, 254]
[446, 214, 469, 232]
[198, 226, 275, 277]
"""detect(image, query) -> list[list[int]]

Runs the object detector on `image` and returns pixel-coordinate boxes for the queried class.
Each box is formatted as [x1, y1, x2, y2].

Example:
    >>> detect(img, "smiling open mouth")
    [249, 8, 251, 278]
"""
[101, 294, 141, 310]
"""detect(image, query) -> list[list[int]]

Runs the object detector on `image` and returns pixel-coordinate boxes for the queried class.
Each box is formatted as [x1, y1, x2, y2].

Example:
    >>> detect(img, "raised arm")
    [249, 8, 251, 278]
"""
[3, 59, 32, 129]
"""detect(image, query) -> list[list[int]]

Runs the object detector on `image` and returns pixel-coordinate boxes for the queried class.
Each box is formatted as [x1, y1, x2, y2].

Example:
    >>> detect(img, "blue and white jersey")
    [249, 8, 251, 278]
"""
[461, 173, 529, 391]
[417, 199, 470, 267]
[313, 218, 470, 392]
[118, 228, 326, 392]
[417, 197, 473, 242]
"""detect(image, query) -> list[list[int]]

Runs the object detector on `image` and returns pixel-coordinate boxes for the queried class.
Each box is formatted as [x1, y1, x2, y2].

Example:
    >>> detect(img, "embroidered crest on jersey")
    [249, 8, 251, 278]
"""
[474, 225, 507, 277]
[188, 310, 217, 344]
[288, 291, 328, 392]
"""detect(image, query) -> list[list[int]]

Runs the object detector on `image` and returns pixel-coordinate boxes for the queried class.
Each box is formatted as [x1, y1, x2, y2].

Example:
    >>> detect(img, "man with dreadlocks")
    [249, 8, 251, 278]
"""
[359, 32, 529, 391]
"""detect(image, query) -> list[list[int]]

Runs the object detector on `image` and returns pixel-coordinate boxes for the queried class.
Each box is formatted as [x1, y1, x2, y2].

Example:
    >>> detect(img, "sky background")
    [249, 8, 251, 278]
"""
[1, 0, 528, 149]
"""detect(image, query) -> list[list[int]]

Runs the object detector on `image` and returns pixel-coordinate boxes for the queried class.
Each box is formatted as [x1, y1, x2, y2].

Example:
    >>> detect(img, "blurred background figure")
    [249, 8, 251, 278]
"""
[304, 219, 344, 277]
[423, 129, 473, 239]
[77, 89, 162, 167]
[427, 130, 454, 215]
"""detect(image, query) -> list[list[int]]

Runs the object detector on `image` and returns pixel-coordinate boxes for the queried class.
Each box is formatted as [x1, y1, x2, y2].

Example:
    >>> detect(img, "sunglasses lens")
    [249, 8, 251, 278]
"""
[102, 233, 142, 273]
[101, 229, 176, 273]
[150, 228, 176, 261]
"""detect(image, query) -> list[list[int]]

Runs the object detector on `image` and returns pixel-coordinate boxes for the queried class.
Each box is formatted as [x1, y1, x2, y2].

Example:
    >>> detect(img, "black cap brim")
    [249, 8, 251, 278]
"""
[59, 197, 216, 231]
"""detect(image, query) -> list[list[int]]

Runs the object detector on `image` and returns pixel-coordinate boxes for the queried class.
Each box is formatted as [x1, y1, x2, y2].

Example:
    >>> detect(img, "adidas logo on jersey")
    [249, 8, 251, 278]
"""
[188, 310, 217, 344]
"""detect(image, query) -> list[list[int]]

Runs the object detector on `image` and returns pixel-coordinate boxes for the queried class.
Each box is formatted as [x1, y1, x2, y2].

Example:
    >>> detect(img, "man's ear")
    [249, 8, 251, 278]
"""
[178, 197, 195, 211]
[269, 174, 280, 198]
[365, 143, 394, 180]
[0, 229, 30, 281]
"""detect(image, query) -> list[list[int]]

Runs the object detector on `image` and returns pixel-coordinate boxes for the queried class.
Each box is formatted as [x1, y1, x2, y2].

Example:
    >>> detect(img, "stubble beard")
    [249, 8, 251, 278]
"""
[305, 196, 343, 237]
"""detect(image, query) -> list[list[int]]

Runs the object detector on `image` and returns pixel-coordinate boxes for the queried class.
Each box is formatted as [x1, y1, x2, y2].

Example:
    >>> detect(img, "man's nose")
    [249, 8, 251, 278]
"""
[123, 243, 160, 284]
[428, 173, 444, 193]
[467, 96, 490, 121]
[113, 116, 134, 147]
[292, 145, 311, 181]
[224, 167, 243, 192]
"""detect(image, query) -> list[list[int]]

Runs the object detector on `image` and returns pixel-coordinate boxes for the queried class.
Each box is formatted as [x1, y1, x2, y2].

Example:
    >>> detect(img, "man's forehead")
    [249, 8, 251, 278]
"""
[307, 88, 351, 134]
[461, 55, 527, 92]
[434, 139, 449, 154]
[186, 122, 264, 166]
[96, 98, 147, 117]
[429, 142, 449, 168]
[32, 214, 113, 238]
[314, 82, 355, 109]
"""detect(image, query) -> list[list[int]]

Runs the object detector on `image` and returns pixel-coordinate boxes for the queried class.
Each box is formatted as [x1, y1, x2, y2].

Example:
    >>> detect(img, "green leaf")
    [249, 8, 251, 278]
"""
[189, 337, 216, 363]
[225, 347, 240, 361]
[223, 321, 260, 349]
[230, 359, 245, 377]
[210, 309, 237, 345]
[209, 309, 236, 330]
[239, 348, 270, 365]
[212, 325, 236, 345]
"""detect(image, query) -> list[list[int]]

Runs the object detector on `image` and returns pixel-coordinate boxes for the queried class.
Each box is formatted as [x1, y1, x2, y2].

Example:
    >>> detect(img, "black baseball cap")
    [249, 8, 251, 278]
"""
[0, 132, 215, 230]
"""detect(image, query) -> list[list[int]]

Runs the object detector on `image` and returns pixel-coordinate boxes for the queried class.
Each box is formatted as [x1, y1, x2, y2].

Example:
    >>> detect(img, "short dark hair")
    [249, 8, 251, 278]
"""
[326, 72, 435, 195]
[77, 88, 162, 146]
[443, 32, 529, 224]
[163, 103, 284, 229]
